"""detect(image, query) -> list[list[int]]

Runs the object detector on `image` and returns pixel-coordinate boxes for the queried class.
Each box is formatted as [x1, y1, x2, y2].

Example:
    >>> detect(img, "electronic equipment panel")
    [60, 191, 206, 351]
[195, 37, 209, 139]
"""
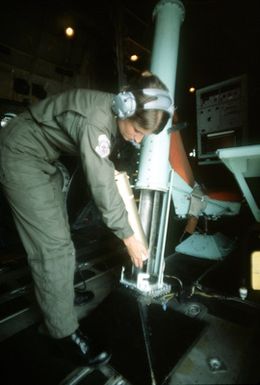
[196, 75, 248, 164]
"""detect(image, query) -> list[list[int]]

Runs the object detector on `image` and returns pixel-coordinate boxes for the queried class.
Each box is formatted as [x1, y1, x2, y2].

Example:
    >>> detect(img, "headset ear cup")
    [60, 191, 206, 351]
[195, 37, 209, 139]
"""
[112, 92, 136, 119]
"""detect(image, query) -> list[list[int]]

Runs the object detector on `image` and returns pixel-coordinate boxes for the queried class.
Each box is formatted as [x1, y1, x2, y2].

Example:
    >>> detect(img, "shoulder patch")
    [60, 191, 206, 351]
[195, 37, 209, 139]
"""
[95, 134, 111, 158]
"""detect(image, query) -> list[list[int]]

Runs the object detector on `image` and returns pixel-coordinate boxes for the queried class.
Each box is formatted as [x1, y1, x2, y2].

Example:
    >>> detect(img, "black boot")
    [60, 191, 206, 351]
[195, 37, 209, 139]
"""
[74, 290, 94, 306]
[57, 328, 111, 366]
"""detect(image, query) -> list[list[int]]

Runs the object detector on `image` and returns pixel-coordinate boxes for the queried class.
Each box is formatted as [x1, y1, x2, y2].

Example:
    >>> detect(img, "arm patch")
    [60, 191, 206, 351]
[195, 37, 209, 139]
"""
[95, 134, 111, 158]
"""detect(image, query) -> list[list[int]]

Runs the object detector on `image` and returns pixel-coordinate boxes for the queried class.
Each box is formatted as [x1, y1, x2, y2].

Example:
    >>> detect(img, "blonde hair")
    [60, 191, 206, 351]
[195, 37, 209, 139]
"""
[123, 72, 170, 134]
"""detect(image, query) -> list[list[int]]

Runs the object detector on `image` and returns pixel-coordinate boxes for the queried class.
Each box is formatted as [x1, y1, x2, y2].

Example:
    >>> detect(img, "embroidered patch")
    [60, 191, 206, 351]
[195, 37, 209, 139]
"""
[95, 134, 111, 158]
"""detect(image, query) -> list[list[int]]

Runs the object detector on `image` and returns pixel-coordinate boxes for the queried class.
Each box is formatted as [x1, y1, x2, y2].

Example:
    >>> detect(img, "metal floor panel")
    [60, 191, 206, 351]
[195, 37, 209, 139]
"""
[168, 311, 259, 384]
[80, 287, 207, 385]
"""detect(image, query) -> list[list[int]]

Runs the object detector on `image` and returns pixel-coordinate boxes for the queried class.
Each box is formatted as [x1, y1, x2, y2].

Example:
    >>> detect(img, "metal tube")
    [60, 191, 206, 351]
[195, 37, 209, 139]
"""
[155, 171, 174, 286]
[147, 191, 162, 272]
[138, 189, 154, 240]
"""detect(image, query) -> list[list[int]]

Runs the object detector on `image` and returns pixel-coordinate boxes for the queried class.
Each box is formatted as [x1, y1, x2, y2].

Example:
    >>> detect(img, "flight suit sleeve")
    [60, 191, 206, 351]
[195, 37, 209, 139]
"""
[78, 123, 134, 240]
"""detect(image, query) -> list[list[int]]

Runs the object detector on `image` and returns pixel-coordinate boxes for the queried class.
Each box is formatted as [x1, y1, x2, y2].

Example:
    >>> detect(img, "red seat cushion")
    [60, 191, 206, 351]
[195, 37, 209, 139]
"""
[207, 190, 242, 202]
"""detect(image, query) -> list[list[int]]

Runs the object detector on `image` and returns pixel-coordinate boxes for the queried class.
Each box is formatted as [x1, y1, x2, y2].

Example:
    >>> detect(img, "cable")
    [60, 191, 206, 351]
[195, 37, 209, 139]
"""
[164, 274, 184, 293]
[191, 282, 260, 310]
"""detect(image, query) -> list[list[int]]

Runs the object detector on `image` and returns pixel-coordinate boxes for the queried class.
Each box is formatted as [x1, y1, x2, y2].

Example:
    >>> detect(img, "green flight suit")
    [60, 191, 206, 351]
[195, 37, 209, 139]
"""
[0, 89, 133, 338]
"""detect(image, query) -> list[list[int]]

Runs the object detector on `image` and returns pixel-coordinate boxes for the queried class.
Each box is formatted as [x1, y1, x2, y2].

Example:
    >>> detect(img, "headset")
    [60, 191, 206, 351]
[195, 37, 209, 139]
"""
[112, 88, 174, 119]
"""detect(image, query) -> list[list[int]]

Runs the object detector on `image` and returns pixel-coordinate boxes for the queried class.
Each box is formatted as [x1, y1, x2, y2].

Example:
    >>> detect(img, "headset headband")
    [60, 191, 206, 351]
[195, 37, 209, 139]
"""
[142, 88, 173, 116]
[112, 88, 173, 119]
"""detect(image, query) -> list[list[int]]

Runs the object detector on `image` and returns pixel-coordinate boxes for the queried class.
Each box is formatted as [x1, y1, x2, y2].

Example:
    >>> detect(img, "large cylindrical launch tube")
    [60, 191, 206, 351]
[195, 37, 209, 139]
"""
[136, 0, 185, 192]
[136, 0, 185, 276]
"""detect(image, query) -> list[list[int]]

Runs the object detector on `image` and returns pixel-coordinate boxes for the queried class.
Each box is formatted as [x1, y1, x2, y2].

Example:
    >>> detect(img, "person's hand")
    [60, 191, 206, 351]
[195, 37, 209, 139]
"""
[123, 235, 148, 269]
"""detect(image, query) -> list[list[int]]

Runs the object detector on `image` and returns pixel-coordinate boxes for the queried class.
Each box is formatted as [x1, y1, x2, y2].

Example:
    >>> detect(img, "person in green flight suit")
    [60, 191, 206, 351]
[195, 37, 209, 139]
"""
[0, 71, 173, 366]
